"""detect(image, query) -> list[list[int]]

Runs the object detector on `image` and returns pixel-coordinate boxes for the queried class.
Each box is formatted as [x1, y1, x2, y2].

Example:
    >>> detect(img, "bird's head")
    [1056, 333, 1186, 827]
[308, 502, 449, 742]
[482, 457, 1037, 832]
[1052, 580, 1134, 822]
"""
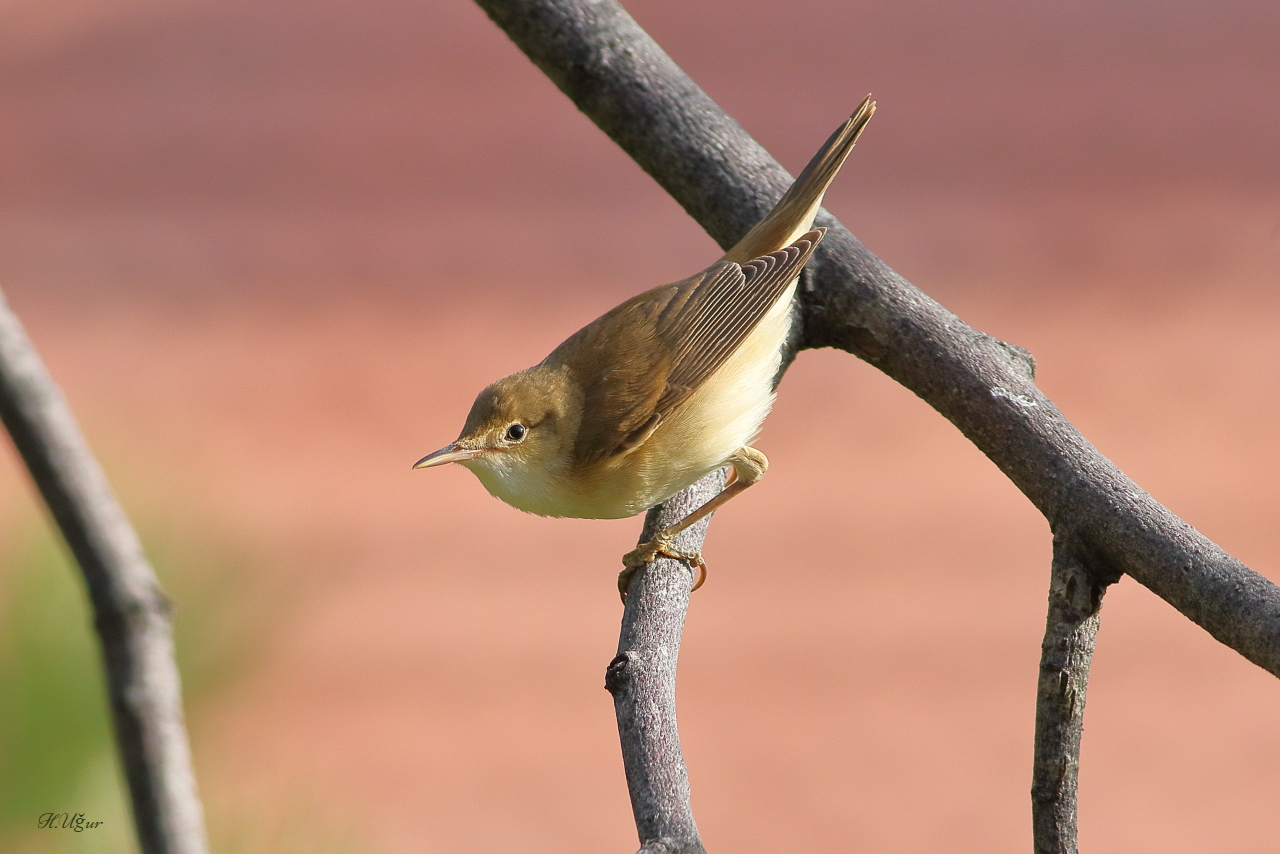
[413, 366, 578, 510]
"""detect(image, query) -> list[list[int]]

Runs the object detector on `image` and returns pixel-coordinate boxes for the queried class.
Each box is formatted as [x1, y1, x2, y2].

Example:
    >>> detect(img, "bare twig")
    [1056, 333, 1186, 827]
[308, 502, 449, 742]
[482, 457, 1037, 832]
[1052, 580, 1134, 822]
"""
[606, 470, 722, 854]
[1031, 531, 1120, 853]
[474, 0, 1280, 677]
[0, 289, 209, 854]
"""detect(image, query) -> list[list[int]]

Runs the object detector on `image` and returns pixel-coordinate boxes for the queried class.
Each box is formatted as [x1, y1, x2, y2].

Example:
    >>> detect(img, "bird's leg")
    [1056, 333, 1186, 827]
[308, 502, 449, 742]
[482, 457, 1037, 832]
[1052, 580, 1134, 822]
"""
[619, 446, 769, 600]
[660, 446, 768, 543]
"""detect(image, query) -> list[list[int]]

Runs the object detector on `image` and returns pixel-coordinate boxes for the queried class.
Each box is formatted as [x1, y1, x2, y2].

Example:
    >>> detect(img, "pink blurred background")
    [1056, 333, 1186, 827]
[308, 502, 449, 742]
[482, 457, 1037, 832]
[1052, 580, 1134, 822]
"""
[2, 0, 1279, 851]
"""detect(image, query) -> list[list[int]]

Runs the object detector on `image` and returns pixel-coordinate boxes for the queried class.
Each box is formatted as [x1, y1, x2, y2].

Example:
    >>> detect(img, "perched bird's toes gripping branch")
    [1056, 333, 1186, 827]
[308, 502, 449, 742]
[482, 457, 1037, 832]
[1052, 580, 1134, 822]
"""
[618, 530, 706, 601]
[618, 444, 769, 598]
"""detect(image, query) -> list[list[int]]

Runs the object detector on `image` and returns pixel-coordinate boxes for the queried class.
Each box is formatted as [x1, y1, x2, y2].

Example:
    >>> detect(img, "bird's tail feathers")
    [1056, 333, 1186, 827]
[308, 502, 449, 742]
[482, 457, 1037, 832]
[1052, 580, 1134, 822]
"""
[724, 95, 875, 263]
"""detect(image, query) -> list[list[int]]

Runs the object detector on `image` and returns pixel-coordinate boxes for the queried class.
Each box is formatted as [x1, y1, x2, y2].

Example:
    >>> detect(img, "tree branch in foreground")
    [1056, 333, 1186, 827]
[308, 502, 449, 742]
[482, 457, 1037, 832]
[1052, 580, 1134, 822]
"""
[606, 471, 722, 854]
[0, 289, 209, 854]
[474, 0, 1280, 677]
[1031, 532, 1120, 854]
[474, 0, 1280, 847]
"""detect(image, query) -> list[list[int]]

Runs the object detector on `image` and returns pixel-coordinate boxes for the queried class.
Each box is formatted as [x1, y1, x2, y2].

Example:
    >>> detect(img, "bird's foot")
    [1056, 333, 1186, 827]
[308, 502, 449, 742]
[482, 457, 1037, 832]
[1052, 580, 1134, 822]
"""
[618, 531, 707, 601]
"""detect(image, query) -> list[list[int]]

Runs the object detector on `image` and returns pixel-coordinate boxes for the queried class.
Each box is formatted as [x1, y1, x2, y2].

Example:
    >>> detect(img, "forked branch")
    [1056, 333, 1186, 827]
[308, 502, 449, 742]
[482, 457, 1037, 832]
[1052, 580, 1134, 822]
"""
[473, 0, 1280, 849]
[474, 0, 1280, 673]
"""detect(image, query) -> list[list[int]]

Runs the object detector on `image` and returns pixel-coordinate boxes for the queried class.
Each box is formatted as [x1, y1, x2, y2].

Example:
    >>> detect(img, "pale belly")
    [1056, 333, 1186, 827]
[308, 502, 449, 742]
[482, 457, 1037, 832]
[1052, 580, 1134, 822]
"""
[563, 278, 796, 518]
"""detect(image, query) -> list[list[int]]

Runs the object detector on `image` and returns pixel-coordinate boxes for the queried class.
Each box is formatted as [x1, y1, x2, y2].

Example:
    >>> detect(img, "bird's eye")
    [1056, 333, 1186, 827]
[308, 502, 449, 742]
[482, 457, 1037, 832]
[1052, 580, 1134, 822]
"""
[505, 423, 527, 442]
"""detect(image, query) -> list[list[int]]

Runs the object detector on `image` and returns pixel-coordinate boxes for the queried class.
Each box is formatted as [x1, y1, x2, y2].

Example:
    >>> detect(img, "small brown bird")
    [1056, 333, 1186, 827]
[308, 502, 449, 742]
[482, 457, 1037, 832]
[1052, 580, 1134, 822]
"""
[415, 96, 875, 595]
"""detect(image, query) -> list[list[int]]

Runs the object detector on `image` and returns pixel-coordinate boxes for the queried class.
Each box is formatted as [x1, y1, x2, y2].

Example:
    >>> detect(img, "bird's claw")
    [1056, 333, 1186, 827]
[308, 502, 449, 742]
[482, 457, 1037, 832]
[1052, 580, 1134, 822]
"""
[618, 532, 707, 601]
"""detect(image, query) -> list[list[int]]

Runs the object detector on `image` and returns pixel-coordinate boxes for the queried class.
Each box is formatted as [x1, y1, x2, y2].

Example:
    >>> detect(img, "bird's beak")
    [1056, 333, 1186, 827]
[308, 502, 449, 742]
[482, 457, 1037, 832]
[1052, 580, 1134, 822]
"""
[413, 442, 483, 469]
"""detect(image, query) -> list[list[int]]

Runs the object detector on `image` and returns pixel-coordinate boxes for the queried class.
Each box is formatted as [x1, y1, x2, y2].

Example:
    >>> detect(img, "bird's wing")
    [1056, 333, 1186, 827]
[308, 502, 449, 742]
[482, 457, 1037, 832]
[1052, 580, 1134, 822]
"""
[547, 229, 823, 466]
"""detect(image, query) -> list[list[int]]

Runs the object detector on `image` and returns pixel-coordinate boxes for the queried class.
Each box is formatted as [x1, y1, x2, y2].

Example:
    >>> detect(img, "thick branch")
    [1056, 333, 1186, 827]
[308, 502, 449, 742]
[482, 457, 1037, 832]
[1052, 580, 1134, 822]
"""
[475, 0, 1280, 678]
[1031, 531, 1119, 853]
[0, 289, 209, 854]
[606, 470, 721, 854]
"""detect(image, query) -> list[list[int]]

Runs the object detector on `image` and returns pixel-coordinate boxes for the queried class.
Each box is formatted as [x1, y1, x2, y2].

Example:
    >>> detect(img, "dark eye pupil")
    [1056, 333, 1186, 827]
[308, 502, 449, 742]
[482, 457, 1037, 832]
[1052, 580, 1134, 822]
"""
[506, 423, 526, 441]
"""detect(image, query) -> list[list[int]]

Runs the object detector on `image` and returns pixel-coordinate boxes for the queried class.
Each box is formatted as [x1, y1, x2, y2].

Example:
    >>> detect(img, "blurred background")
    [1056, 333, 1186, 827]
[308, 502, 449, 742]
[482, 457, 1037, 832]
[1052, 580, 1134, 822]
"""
[1, 0, 1278, 852]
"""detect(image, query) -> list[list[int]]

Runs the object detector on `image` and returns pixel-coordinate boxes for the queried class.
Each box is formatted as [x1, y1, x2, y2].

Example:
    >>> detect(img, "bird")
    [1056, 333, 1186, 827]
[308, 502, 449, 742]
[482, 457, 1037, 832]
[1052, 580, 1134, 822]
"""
[415, 96, 875, 598]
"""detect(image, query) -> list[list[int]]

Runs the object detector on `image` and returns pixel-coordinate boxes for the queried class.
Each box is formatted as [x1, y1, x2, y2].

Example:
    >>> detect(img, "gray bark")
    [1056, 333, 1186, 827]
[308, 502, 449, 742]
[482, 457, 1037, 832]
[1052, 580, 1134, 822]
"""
[1031, 532, 1119, 853]
[472, 0, 1280, 848]
[472, 0, 1280, 673]
[0, 288, 209, 854]
[606, 471, 722, 854]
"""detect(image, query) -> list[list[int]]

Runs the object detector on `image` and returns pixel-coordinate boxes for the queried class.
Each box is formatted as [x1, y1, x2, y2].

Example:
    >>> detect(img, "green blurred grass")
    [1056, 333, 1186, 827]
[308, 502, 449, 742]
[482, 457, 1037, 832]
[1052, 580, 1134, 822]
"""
[0, 513, 365, 854]
[0, 525, 132, 854]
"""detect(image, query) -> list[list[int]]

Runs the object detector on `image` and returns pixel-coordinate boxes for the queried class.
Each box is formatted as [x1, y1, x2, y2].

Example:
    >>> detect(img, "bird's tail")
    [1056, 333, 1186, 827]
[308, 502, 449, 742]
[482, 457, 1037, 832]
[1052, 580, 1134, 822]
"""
[724, 95, 875, 264]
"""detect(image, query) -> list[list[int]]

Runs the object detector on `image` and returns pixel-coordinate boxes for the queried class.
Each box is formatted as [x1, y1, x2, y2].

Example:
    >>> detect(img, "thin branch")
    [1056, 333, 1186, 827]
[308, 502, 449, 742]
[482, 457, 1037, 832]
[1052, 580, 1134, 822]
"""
[474, 0, 1280, 678]
[1031, 531, 1119, 853]
[606, 469, 722, 854]
[0, 288, 209, 854]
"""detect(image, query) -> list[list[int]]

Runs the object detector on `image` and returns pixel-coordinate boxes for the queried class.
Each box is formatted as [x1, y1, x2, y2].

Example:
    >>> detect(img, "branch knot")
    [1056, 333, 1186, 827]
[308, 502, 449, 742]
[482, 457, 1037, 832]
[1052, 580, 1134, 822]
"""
[605, 650, 637, 696]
